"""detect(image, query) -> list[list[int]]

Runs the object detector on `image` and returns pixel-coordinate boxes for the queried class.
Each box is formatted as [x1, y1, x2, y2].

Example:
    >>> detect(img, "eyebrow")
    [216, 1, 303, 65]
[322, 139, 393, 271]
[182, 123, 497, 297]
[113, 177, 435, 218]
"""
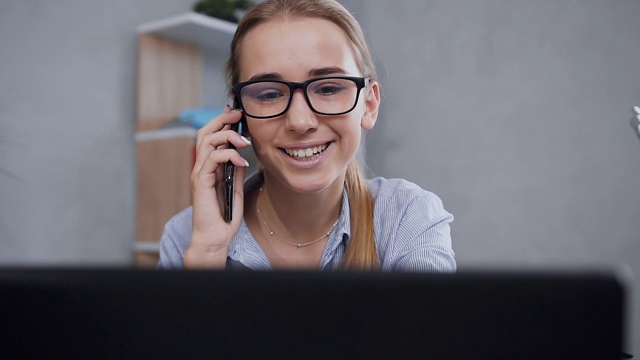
[309, 66, 347, 77]
[246, 67, 347, 82]
[248, 72, 282, 82]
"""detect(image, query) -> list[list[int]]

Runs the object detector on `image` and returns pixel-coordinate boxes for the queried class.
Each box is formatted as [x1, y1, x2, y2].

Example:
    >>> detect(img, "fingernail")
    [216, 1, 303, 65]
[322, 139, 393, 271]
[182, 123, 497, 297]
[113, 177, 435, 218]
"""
[241, 136, 251, 144]
[244, 160, 250, 167]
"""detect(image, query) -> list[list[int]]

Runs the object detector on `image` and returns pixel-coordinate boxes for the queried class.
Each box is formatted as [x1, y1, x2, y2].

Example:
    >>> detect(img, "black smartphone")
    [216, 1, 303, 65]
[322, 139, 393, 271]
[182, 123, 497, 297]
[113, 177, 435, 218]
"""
[224, 100, 247, 222]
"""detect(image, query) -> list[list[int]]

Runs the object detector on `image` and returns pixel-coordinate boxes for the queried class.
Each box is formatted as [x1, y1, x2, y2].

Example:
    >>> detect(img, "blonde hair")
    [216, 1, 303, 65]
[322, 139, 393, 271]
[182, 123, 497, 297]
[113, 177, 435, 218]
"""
[226, 0, 379, 269]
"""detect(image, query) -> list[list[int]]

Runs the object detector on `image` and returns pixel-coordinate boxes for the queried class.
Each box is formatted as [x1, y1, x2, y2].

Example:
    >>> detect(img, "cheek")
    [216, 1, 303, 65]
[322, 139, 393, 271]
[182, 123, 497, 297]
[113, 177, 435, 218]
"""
[246, 119, 270, 140]
[338, 116, 364, 146]
[246, 121, 279, 155]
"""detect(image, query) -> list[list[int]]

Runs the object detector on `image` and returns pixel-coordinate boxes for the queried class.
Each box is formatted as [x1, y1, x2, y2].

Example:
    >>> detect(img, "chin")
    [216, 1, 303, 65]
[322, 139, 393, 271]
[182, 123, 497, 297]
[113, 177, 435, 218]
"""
[286, 178, 333, 194]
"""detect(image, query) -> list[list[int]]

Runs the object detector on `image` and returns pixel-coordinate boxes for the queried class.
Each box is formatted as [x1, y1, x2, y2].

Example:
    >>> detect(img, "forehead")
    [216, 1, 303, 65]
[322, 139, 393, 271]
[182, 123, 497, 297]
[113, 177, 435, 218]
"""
[237, 17, 360, 82]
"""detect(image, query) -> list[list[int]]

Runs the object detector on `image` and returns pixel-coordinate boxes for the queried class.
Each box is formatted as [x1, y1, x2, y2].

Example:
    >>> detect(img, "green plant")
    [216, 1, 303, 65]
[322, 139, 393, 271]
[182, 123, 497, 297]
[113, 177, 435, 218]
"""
[193, 0, 255, 22]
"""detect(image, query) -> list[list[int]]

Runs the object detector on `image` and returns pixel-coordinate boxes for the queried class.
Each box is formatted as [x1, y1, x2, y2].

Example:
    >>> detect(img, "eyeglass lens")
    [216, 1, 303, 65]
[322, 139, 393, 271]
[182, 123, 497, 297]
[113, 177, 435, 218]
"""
[239, 78, 360, 118]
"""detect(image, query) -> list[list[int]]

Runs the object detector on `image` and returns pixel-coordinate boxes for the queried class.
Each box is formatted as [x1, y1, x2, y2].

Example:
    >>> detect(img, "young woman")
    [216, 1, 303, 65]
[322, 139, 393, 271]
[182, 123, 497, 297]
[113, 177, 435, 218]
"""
[158, 0, 455, 271]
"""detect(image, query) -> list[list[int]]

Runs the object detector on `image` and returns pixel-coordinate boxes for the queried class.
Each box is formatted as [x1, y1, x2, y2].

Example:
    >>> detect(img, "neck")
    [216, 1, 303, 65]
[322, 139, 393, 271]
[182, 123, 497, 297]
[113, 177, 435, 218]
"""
[258, 174, 344, 240]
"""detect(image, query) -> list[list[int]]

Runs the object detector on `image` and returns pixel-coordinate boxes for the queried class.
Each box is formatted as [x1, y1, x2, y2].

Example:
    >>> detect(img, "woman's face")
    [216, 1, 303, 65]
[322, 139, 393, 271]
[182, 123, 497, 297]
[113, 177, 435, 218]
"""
[238, 17, 380, 194]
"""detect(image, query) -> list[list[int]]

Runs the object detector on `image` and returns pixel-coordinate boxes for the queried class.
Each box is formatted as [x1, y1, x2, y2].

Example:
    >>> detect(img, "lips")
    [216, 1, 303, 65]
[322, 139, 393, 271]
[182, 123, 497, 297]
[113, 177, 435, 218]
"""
[282, 142, 330, 159]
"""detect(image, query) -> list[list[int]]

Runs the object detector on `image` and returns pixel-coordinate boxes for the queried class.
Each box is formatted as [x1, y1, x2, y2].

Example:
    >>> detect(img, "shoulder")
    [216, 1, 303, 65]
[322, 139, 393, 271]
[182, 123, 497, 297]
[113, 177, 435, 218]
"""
[366, 177, 455, 272]
[367, 177, 445, 212]
[162, 206, 193, 245]
[164, 206, 193, 233]
[157, 207, 193, 269]
[367, 176, 424, 195]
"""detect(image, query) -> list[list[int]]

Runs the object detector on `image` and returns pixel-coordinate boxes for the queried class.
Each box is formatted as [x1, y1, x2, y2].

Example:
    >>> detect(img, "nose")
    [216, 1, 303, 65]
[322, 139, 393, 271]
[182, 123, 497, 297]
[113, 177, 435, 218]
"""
[284, 89, 318, 134]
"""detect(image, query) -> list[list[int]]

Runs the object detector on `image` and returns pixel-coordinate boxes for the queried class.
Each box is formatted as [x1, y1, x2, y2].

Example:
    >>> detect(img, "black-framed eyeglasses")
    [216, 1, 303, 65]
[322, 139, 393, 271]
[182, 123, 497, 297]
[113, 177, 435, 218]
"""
[231, 76, 369, 119]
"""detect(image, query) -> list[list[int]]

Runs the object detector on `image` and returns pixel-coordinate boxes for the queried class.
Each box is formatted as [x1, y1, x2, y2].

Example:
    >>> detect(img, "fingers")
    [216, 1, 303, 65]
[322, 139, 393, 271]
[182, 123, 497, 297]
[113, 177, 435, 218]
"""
[185, 108, 249, 266]
[200, 149, 249, 177]
[190, 148, 248, 230]
[195, 106, 244, 149]
[192, 136, 251, 180]
[192, 108, 251, 178]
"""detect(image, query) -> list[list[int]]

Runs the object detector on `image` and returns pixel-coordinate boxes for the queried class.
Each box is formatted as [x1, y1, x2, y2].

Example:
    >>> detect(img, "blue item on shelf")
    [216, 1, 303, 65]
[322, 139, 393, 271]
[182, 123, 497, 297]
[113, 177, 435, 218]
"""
[178, 107, 225, 129]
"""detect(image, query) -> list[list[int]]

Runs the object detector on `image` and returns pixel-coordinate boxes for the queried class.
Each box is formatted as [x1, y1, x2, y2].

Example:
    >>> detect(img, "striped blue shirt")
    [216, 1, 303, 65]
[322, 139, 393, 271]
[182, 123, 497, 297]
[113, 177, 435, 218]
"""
[158, 177, 456, 272]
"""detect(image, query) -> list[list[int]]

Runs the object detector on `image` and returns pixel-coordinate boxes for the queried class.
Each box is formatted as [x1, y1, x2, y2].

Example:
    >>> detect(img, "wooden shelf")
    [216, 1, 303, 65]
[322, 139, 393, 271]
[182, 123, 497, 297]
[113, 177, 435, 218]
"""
[135, 127, 197, 143]
[134, 13, 237, 266]
[137, 12, 236, 54]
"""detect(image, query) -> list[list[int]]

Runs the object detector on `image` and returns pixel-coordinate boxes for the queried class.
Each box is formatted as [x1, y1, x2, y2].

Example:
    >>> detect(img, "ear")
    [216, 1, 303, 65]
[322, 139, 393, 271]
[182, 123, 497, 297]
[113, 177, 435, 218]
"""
[361, 80, 380, 130]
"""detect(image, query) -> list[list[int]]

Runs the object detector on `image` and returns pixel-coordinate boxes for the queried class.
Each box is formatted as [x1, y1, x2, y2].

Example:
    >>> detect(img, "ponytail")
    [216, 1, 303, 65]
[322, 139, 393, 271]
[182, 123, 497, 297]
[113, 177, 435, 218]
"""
[342, 159, 379, 269]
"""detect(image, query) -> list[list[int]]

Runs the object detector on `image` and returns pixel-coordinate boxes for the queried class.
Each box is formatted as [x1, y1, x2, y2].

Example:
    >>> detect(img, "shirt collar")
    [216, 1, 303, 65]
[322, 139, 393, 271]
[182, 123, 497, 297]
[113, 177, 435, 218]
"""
[226, 171, 270, 269]
[317, 186, 352, 269]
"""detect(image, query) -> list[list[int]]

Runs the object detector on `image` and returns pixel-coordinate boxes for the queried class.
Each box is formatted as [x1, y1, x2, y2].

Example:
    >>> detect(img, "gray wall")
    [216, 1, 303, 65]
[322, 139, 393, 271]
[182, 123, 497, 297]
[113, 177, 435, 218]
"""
[0, 0, 638, 354]
[342, 0, 640, 353]
[0, 0, 193, 264]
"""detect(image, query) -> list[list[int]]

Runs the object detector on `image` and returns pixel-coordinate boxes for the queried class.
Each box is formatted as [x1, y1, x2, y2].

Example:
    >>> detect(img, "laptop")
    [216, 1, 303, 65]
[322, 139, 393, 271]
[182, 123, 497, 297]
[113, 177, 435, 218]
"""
[0, 268, 627, 359]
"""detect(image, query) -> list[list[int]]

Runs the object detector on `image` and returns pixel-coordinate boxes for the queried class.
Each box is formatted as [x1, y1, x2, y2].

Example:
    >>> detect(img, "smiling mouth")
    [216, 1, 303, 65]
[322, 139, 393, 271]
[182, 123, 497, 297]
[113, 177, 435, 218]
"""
[282, 143, 330, 158]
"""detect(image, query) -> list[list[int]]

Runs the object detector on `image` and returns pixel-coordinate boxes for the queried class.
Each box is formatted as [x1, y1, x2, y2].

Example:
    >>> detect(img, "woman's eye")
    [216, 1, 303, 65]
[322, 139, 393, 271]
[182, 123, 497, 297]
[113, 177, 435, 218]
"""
[315, 84, 344, 96]
[255, 90, 283, 101]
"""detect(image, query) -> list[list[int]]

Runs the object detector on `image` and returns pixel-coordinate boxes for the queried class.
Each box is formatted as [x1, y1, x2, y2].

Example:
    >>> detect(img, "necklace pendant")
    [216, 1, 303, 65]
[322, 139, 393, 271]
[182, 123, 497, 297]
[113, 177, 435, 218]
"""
[257, 188, 339, 249]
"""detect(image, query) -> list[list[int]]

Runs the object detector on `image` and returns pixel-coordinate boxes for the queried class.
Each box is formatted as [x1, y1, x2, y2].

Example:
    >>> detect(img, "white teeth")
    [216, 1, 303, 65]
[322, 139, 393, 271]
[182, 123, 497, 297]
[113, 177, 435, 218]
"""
[285, 144, 328, 158]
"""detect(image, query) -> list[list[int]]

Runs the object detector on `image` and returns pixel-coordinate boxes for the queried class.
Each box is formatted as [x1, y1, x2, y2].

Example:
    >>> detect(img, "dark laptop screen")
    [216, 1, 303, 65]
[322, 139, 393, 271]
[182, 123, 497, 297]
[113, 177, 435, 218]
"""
[0, 269, 626, 359]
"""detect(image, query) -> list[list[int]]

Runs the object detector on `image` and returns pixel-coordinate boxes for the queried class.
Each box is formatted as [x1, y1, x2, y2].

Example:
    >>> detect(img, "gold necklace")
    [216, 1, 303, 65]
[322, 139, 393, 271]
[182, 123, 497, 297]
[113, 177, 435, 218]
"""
[256, 187, 339, 248]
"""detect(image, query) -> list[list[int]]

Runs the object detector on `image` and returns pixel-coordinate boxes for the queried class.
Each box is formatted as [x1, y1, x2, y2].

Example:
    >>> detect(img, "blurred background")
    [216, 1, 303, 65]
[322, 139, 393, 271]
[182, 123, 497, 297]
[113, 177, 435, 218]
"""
[1, 0, 638, 354]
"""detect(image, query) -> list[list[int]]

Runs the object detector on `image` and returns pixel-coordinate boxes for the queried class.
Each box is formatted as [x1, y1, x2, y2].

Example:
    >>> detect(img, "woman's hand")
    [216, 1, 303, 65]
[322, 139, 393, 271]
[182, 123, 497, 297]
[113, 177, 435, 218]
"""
[183, 107, 251, 269]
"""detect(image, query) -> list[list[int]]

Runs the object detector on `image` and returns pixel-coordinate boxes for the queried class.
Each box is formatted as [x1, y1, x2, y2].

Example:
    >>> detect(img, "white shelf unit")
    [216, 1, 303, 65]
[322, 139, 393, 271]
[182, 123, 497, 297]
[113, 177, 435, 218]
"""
[137, 12, 236, 53]
[134, 13, 237, 265]
[135, 126, 198, 143]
